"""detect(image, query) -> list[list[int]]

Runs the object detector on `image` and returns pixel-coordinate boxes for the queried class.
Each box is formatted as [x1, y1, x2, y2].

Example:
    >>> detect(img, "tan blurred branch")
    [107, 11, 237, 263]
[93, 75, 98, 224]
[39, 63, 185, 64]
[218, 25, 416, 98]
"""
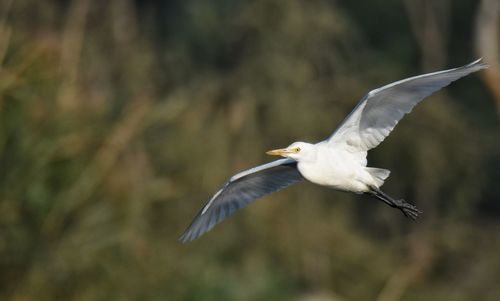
[0, 0, 13, 70]
[404, 0, 450, 70]
[475, 0, 500, 116]
[111, 0, 138, 45]
[58, 0, 90, 110]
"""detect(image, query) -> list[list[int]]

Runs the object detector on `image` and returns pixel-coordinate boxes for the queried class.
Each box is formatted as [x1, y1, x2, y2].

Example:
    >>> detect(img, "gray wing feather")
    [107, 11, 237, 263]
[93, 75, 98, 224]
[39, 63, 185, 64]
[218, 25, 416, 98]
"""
[328, 59, 488, 151]
[179, 159, 303, 243]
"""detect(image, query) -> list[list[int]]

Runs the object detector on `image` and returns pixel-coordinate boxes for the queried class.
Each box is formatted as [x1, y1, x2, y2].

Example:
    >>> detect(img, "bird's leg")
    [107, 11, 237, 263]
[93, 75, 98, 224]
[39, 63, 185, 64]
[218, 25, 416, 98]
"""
[368, 187, 421, 220]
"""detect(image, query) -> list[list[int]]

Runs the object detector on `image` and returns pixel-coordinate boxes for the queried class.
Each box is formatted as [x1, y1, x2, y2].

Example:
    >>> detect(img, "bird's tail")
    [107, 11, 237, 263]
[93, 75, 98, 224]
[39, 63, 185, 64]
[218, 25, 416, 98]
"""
[366, 167, 391, 187]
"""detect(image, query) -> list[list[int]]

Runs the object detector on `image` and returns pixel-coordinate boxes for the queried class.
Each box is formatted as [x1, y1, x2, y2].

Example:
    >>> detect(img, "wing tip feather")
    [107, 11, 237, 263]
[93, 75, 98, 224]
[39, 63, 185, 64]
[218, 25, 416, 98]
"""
[467, 58, 489, 70]
[178, 231, 191, 244]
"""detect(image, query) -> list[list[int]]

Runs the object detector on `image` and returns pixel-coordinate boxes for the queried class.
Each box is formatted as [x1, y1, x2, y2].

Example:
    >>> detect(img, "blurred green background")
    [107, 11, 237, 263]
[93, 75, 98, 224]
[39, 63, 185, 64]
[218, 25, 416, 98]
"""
[0, 0, 499, 300]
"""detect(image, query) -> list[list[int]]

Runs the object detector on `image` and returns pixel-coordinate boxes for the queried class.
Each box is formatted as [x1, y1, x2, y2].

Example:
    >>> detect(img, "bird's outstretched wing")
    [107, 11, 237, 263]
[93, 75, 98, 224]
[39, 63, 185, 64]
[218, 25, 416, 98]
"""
[328, 59, 488, 151]
[179, 158, 303, 243]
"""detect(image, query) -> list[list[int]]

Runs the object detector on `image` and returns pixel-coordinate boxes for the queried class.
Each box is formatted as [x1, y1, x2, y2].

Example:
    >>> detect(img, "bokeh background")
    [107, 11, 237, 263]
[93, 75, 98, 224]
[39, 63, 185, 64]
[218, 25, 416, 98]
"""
[0, 0, 499, 300]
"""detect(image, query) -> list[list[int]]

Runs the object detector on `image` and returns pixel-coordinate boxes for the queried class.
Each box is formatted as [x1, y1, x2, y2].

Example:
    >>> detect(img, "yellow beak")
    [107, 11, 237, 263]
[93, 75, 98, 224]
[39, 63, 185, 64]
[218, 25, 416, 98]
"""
[266, 148, 291, 156]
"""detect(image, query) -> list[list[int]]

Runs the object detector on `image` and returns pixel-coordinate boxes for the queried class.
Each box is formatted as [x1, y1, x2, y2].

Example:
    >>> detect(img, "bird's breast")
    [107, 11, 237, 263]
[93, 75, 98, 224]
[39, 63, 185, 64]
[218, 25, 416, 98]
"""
[297, 148, 370, 193]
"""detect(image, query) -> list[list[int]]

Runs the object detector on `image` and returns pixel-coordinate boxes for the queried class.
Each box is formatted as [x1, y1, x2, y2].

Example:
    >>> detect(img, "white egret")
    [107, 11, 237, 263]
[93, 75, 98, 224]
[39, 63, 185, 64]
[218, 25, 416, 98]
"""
[179, 59, 487, 243]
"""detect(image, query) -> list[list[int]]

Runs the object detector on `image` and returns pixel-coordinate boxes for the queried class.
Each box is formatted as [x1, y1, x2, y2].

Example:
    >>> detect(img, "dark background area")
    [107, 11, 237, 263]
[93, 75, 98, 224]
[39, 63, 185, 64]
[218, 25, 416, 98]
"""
[0, 0, 499, 300]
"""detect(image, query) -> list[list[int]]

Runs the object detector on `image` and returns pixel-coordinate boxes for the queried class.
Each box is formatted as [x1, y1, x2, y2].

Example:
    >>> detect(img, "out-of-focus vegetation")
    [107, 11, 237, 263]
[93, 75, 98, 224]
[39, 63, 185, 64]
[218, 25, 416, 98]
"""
[0, 0, 499, 300]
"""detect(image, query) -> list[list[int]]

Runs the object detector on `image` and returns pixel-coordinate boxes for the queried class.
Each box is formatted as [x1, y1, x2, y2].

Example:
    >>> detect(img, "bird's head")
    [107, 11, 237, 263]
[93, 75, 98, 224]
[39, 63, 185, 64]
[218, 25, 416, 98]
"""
[266, 141, 315, 161]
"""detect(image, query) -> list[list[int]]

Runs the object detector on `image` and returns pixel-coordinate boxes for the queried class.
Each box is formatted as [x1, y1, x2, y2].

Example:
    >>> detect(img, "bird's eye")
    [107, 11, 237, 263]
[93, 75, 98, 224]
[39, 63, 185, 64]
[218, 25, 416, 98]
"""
[295, 147, 301, 153]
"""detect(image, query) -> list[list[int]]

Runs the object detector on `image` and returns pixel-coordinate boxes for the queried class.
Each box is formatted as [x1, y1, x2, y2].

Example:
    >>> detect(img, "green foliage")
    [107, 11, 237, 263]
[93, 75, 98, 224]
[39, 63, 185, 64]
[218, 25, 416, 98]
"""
[0, 0, 498, 300]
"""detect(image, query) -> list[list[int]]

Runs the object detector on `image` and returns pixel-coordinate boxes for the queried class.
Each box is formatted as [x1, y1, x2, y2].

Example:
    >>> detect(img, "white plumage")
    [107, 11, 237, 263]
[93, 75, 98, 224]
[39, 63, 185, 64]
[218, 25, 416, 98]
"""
[179, 59, 488, 243]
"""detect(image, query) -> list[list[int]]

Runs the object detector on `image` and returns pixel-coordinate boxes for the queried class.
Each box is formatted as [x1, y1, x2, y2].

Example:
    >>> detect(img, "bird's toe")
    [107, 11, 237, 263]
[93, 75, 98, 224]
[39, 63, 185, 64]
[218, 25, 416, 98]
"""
[399, 201, 421, 220]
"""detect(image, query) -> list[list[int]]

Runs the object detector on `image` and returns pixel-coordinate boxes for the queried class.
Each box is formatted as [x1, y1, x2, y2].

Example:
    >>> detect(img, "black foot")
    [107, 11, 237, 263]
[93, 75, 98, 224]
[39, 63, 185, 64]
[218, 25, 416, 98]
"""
[393, 199, 421, 220]
[368, 187, 423, 220]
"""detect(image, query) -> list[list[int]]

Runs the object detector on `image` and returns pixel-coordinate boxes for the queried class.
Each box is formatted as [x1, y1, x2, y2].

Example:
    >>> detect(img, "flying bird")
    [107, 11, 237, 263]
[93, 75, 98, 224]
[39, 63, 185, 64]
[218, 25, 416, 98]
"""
[179, 59, 487, 243]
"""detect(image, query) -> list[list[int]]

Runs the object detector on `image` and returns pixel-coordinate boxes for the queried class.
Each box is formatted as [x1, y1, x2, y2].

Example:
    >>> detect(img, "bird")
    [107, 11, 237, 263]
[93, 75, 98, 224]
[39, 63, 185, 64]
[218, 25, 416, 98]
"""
[179, 59, 488, 243]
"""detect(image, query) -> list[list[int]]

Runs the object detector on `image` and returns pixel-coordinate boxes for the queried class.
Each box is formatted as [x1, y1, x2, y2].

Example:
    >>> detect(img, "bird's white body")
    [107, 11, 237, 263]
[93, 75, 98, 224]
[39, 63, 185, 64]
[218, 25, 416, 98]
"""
[296, 142, 375, 193]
